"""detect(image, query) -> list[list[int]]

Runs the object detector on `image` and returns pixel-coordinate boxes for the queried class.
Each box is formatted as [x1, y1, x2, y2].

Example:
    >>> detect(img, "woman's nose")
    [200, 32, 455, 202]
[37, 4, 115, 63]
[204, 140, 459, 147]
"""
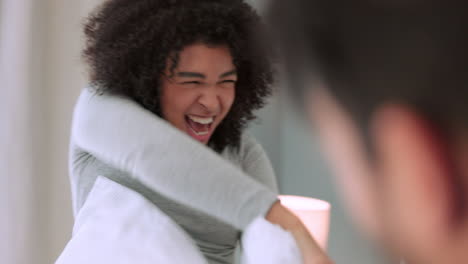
[198, 86, 220, 113]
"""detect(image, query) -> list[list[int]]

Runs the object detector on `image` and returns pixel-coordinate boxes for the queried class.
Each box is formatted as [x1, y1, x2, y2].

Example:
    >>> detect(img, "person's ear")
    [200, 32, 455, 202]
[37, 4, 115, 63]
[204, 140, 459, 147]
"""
[370, 104, 458, 260]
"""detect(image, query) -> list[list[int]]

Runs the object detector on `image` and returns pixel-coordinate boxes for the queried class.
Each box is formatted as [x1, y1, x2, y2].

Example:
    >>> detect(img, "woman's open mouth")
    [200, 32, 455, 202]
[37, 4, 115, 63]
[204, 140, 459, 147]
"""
[185, 115, 215, 143]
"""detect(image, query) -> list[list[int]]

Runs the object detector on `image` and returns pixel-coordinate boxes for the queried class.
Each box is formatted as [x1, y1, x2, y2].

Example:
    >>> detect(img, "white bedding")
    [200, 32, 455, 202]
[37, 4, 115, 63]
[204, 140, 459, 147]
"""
[56, 177, 301, 264]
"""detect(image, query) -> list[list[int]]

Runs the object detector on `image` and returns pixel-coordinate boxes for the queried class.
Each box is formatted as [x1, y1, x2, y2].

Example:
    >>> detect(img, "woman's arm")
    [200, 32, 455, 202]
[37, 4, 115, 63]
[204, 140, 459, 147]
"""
[266, 202, 333, 264]
[71, 88, 277, 230]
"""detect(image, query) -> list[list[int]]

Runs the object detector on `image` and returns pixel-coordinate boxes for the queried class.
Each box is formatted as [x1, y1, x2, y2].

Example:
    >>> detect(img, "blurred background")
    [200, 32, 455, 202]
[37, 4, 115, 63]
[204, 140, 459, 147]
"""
[0, 0, 388, 263]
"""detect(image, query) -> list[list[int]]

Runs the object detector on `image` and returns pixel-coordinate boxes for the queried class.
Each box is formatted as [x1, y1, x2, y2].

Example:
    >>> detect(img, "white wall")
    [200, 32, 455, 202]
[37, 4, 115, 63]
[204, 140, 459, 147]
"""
[1, 1, 40, 263]
[40, 1, 105, 262]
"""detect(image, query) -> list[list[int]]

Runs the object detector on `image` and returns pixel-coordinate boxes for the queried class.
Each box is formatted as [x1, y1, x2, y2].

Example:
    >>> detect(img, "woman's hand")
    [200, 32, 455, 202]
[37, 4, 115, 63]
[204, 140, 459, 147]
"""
[266, 201, 333, 264]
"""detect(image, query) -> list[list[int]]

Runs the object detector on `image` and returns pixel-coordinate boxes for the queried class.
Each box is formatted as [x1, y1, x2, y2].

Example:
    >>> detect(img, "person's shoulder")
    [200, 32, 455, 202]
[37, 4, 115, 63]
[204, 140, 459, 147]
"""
[239, 131, 262, 155]
[222, 132, 264, 164]
[222, 131, 258, 153]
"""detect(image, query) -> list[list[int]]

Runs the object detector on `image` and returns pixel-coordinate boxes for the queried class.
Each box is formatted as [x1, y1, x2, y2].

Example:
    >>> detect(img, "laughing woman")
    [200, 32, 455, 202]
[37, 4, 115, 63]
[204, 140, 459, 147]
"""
[70, 0, 328, 263]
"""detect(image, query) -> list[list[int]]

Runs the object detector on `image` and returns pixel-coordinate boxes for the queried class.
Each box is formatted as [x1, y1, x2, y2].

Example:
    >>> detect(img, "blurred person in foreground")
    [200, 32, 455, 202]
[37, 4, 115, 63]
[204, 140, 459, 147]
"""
[268, 0, 468, 263]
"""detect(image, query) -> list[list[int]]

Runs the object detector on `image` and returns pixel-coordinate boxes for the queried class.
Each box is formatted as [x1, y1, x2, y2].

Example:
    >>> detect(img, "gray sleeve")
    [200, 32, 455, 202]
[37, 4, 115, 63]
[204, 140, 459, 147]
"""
[240, 134, 279, 194]
[70, 88, 277, 230]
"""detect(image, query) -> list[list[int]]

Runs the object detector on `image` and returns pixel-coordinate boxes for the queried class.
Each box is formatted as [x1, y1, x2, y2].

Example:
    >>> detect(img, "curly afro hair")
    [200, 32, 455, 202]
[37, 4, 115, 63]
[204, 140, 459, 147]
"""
[82, 0, 275, 152]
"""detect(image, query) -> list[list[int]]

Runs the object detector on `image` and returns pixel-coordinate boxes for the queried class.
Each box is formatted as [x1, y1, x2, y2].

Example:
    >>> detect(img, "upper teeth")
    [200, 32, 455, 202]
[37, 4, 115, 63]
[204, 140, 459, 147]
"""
[188, 115, 214, 125]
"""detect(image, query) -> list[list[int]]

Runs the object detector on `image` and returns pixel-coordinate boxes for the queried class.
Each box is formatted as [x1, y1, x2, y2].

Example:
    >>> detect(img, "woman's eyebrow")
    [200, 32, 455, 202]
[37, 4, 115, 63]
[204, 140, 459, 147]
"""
[219, 70, 237, 78]
[177, 72, 206, 78]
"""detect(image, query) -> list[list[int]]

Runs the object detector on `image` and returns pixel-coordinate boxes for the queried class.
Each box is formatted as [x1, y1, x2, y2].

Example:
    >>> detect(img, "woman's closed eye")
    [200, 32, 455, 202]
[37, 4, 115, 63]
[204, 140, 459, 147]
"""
[179, 80, 236, 86]
[220, 80, 236, 84]
[180, 81, 202, 85]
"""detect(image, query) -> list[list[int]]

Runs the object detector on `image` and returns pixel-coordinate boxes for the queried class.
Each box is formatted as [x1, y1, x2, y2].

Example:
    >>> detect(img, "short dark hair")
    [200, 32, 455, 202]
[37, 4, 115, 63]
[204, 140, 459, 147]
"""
[83, 0, 274, 152]
[269, 0, 468, 134]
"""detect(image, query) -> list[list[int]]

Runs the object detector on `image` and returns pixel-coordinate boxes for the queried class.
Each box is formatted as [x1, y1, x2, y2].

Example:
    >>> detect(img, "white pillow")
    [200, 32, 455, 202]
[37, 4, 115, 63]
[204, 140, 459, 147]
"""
[56, 176, 302, 264]
[56, 176, 207, 264]
[241, 217, 302, 264]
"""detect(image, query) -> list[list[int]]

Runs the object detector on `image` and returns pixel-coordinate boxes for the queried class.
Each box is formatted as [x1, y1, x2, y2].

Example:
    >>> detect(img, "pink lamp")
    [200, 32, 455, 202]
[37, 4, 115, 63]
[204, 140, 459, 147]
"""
[278, 195, 331, 250]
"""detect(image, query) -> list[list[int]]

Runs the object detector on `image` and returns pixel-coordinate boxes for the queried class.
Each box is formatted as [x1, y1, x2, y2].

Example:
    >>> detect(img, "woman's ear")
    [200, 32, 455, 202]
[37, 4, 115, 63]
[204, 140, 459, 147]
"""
[370, 104, 459, 261]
